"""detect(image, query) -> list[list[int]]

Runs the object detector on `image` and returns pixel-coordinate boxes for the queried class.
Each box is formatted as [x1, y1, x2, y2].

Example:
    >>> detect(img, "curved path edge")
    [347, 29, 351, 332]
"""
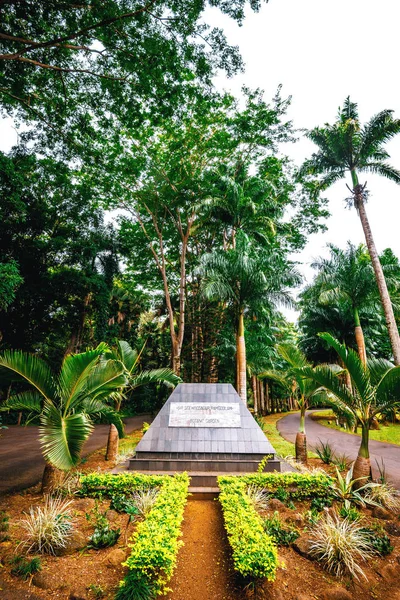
[0, 415, 151, 495]
[277, 410, 400, 489]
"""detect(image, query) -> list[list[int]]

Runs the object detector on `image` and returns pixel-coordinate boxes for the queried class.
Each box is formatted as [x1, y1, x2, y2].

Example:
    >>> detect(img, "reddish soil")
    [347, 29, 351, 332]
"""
[166, 499, 238, 600]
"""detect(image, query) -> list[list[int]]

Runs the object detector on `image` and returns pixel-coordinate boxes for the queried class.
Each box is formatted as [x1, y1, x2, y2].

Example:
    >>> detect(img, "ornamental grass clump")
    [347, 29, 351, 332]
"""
[309, 513, 374, 580]
[131, 488, 159, 519]
[364, 482, 400, 512]
[19, 495, 74, 555]
[246, 485, 269, 512]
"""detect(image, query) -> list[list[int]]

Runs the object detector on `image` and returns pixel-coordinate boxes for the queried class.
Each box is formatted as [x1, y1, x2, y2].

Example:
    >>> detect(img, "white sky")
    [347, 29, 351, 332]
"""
[1, 0, 400, 320]
[204, 0, 400, 319]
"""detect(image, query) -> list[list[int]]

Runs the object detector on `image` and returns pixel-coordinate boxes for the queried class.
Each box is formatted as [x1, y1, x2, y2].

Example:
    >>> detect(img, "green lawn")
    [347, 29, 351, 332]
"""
[311, 410, 400, 446]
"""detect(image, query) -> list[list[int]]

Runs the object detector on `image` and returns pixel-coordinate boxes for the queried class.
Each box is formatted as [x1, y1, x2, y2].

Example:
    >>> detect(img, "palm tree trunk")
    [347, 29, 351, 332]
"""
[295, 402, 308, 464]
[353, 178, 400, 364]
[105, 423, 119, 462]
[354, 307, 367, 364]
[252, 375, 258, 414]
[352, 423, 372, 485]
[236, 310, 247, 404]
[41, 462, 64, 494]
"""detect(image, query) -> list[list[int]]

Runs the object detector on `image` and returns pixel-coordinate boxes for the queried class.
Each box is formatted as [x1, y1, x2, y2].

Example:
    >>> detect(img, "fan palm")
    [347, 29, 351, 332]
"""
[299, 332, 400, 481]
[261, 344, 328, 463]
[313, 243, 378, 364]
[300, 98, 400, 364]
[0, 344, 127, 490]
[199, 244, 300, 403]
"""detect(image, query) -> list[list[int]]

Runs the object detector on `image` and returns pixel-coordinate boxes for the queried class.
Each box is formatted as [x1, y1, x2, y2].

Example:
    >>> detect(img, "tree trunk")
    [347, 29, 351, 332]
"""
[236, 310, 247, 404]
[354, 307, 367, 364]
[295, 404, 307, 463]
[295, 433, 307, 464]
[353, 179, 400, 364]
[252, 375, 258, 414]
[41, 463, 64, 494]
[352, 423, 371, 486]
[105, 424, 119, 462]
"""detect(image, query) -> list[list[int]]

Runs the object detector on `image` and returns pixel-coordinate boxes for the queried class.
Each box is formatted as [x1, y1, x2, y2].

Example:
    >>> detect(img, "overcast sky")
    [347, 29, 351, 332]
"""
[1, 0, 400, 319]
[203, 0, 400, 318]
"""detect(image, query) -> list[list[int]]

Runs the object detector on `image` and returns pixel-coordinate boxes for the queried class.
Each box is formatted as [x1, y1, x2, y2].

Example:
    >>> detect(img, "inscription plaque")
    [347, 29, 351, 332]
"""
[169, 402, 241, 428]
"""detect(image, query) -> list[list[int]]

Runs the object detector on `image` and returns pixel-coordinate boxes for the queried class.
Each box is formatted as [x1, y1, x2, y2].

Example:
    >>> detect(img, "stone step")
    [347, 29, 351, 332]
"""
[128, 457, 281, 473]
[188, 487, 220, 500]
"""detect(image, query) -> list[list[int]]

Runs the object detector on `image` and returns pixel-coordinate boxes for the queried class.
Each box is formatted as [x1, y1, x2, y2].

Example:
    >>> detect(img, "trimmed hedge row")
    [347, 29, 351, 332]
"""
[218, 477, 278, 581]
[219, 472, 334, 501]
[218, 473, 334, 581]
[117, 473, 189, 599]
[79, 472, 167, 498]
[79, 472, 190, 599]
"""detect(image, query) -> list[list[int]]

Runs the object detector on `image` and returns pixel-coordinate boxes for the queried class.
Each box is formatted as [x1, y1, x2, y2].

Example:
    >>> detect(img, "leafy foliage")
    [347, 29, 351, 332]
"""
[263, 512, 299, 546]
[218, 477, 278, 580]
[10, 555, 42, 580]
[116, 474, 189, 599]
[86, 503, 120, 549]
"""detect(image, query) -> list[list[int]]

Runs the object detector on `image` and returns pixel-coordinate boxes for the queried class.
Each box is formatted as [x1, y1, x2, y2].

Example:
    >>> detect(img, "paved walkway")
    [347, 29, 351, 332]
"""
[277, 410, 400, 488]
[0, 415, 150, 495]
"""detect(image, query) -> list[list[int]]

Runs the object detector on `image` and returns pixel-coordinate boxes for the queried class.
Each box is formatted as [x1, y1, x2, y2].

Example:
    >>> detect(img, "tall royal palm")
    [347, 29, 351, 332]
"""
[0, 344, 127, 490]
[313, 243, 378, 364]
[300, 98, 400, 364]
[199, 244, 299, 403]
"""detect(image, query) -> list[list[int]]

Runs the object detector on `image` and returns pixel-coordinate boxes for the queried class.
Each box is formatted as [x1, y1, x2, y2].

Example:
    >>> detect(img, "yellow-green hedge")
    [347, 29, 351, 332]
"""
[116, 473, 190, 599]
[218, 477, 278, 581]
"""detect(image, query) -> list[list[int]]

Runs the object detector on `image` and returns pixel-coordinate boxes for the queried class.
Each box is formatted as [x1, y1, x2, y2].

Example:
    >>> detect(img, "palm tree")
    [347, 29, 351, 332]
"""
[313, 243, 378, 364]
[199, 244, 299, 403]
[261, 344, 328, 463]
[300, 332, 400, 481]
[103, 340, 181, 460]
[300, 98, 400, 364]
[0, 344, 127, 491]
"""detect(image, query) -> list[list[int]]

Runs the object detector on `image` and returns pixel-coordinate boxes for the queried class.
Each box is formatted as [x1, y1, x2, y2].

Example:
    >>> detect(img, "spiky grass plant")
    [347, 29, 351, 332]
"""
[315, 439, 335, 464]
[132, 488, 159, 518]
[246, 484, 270, 512]
[19, 495, 74, 555]
[364, 482, 400, 512]
[309, 513, 374, 580]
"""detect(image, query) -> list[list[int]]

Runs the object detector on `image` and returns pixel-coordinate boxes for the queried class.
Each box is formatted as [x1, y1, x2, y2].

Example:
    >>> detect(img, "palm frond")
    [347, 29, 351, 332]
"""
[0, 390, 43, 414]
[318, 333, 372, 402]
[40, 403, 93, 470]
[0, 350, 55, 400]
[375, 365, 400, 408]
[81, 398, 124, 437]
[278, 344, 308, 369]
[59, 347, 104, 409]
[130, 368, 181, 390]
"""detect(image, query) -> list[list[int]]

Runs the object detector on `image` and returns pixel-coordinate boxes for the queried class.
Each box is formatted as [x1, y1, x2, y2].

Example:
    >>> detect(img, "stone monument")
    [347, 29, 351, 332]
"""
[129, 383, 282, 485]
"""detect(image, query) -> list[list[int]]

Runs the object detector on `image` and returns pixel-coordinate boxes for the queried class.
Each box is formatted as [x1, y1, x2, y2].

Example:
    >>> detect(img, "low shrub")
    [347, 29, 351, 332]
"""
[10, 555, 41, 579]
[315, 440, 335, 464]
[116, 473, 189, 600]
[220, 472, 334, 502]
[310, 496, 333, 512]
[79, 473, 166, 499]
[360, 528, 393, 556]
[309, 513, 374, 580]
[263, 512, 299, 546]
[338, 505, 361, 522]
[218, 477, 278, 581]
[19, 495, 74, 555]
[86, 503, 120, 550]
[110, 494, 140, 519]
